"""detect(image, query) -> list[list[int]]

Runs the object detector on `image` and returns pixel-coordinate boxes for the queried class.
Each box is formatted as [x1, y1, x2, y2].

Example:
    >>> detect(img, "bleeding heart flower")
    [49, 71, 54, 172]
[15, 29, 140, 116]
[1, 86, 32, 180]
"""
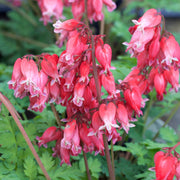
[95, 43, 112, 71]
[99, 102, 119, 133]
[154, 73, 166, 101]
[36, 126, 61, 148]
[154, 151, 177, 180]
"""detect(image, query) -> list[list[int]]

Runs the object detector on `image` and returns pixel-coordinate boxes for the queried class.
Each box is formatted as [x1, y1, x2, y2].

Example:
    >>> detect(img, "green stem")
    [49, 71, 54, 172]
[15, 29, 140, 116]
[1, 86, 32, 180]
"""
[142, 98, 154, 136]
[0, 0, 37, 26]
[1, 31, 49, 48]
[144, 109, 167, 131]
[83, 151, 92, 180]
[153, 101, 180, 141]
[0, 92, 51, 180]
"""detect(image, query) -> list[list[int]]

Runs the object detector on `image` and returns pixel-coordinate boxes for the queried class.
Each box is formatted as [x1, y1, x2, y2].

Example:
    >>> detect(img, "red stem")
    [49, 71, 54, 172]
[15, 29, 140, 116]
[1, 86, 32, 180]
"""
[0, 92, 51, 180]
[83, 151, 92, 180]
[171, 142, 180, 152]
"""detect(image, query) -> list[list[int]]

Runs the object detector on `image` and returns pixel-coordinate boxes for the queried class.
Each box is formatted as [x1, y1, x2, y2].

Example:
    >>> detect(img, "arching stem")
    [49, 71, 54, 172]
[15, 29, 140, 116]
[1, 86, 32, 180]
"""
[0, 92, 51, 180]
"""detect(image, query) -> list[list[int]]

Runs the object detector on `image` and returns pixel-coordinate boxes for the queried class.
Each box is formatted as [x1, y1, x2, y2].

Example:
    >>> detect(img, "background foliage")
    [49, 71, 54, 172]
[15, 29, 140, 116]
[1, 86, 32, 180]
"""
[0, 0, 180, 179]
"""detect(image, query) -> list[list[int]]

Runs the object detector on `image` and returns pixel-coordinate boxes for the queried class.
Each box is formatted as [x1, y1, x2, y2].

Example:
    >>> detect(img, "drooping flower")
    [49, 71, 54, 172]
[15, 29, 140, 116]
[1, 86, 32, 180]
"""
[154, 151, 177, 180]
[36, 126, 61, 148]
[37, 0, 64, 25]
[98, 102, 119, 133]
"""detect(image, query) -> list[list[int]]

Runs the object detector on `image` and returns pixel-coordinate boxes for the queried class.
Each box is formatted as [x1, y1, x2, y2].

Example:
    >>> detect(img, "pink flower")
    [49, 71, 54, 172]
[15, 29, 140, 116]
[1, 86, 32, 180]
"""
[20, 58, 39, 95]
[161, 35, 180, 66]
[60, 146, 71, 166]
[132, 9, 161, 31]
[175, 161, 180, 180]
[53, 19, 82, 33]
[36, 126, 61, 148]
[61, 119, 76, 149]
[103, 0, 116, 12]
[154, 151, 177, 180]
[72, 0, 85, 21]
[124, 28, 155, 56]
[99, 102, 119, 133]
[49, 82, 61, 104]
[164, 66, 180, 92]
[8, 58, 23, 90]
[37, 0, 64, 25]
[63, 69, 75, 92]
[124, 86, 143, 116]
[154, 73, 166, 101]
[71, 125, 82, 156]
[101, 72, 117, 97]
[79, 61, 90, 83]
[95, 42, 112, 71]
[72, 82, 85, 107]
[116, 103, 135, 133]
[79, 123, 94, 153]
[41, 54, 60, 85]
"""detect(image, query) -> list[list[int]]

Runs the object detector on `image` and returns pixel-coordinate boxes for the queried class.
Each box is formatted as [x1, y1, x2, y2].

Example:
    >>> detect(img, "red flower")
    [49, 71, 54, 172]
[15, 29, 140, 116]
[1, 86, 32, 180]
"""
[36, 126, 61, 148]
[61, 119, 77, 149]
[99, 102, 119, 133]
[95, 42, 112, 71]
[37, 0, 63, 25]
[175, 161, 180, 180]
[154, 73, 166, 101]
[154, 151, 177, 180]
[116, 103, 135, 133]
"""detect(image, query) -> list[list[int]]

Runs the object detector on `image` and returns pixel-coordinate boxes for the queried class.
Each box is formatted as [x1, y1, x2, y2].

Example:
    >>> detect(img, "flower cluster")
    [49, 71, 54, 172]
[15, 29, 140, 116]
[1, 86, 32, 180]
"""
[36, 0, 116, 25]
[9, 9, 180, 166]
[152, 143, 180, 180]
[124, 9, 180, 100]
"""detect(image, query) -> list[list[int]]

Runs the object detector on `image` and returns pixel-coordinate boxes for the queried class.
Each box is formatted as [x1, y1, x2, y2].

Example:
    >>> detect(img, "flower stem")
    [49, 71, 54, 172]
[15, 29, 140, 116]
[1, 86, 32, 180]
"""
[153, 101, 180, 141]
[0, 92, 51, 180]
[83, 151, 92, 180]
[50, 104, 61, 129]
[103, 134, 115, 180]
[111, 140, 115, 172]
[142, 98, 154, 136]
[84, 0, 89, 28]
[91, 37, 101, 103]
[100, 6, 105, 35]
[171, 142, 180, 152]
[91, 29, 115, 180]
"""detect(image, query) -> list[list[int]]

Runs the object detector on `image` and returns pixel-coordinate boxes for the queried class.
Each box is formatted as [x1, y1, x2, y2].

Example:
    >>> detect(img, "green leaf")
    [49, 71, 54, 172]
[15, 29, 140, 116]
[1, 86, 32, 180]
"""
[159, 126, 179, 143]
[0, 132, 16, 148]
[116, 158, 142, 179]
[135, 171, 156, 180]
[125, 142, 148, 166]
[55, 104, 66, 114]
[108, 145, 127, 152]
[141, 139, 168, 150]
[52, 163, 84, 180]
[79, 157, 101, 178]
[38, 152, 55, 173]
[24, 157, 38, 180]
